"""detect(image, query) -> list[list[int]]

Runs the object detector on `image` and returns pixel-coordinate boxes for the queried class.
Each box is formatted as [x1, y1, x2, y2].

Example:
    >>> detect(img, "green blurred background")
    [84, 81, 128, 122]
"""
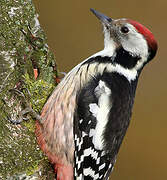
[33, 0, 166, 179]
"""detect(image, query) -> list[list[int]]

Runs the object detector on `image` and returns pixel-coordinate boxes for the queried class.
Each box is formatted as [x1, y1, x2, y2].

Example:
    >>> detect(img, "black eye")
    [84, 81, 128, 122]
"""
[120, 26, 129, 34]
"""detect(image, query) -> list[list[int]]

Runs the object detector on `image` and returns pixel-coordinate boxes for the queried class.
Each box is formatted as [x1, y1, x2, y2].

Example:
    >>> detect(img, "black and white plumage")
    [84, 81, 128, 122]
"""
[35, 9, 157, 180]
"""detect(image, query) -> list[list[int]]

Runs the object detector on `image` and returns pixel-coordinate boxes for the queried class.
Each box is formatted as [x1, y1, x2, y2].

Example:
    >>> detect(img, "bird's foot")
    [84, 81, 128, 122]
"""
[8, 107, 31, 124]
[9, 88, 42, 124]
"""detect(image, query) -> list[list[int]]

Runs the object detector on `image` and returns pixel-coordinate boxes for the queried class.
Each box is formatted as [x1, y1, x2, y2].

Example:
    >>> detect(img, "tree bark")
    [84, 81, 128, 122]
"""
[0, 0, 57, 179]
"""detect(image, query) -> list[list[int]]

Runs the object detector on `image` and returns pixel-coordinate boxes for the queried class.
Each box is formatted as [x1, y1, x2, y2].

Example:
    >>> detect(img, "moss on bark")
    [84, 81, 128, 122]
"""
[0, 0, 57, 179]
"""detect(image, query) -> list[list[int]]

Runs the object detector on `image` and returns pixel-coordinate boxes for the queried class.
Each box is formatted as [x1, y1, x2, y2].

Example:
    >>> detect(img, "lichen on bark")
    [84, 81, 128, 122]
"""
[0, 0, 57, 179]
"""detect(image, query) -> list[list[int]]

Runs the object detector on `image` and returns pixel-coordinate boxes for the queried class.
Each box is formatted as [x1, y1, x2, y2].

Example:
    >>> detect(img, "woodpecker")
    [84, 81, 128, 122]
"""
[36, 9, 157, 180]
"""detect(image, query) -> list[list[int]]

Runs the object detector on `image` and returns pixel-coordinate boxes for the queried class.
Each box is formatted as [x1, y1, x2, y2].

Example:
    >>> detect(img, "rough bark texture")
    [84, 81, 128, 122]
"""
[0, 0, 57, 179]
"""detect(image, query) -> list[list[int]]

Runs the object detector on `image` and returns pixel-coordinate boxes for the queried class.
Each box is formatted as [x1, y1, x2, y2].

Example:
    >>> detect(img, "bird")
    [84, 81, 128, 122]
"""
[35, 8, 158, 180]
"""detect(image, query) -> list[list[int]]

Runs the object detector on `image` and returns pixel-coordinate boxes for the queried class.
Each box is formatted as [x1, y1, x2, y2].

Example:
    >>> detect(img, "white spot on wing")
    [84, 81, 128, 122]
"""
[82, 131, 87, 137]
[101, 151, 105, 156]
[84, 147, 91, 156]
[99, 81, 111, 95]
[84, 167, 99, 178]
[79, 119, 83, 123]
[89, 103, 99, 117]
[96, 157, 100, 164]
[99, 163, 106, 171]
[89, 129, 95, 137]
[92, 81, 111, 150]
[76, 153, 84, 170]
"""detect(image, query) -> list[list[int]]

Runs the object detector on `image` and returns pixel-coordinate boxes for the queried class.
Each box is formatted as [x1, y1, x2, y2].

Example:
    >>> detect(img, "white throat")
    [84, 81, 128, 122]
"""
[92, 27, 116, 58]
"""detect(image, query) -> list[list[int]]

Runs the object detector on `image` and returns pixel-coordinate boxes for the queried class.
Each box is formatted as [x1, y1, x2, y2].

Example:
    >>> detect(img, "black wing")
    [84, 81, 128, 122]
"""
[74, 75, 115, 180]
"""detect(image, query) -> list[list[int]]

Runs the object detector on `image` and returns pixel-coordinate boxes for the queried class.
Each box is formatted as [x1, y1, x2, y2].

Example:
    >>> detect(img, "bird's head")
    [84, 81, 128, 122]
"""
[90, 8, 158, 72]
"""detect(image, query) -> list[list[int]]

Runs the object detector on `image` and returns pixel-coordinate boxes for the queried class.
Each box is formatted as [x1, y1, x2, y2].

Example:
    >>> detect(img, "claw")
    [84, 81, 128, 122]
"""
[9, 88, 42, 124]
[8, 117, 24, 124]
[9, 88, 25, 98]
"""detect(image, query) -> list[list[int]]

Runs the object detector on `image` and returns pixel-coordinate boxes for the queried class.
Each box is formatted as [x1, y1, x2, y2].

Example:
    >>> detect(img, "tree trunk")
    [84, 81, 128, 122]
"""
[0, 0, 57, 179]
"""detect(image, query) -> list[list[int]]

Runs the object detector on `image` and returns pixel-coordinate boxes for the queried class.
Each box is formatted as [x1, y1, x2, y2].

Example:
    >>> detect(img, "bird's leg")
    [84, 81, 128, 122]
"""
[9, 88, 42, 124]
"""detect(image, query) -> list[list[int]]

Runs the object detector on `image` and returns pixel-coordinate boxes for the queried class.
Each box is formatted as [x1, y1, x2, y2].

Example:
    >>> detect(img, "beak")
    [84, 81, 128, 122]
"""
[90, 8, 113, 26]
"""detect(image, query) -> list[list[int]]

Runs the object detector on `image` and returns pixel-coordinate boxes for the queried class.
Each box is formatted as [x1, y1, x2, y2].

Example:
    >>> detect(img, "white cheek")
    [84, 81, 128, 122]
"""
[121, 31, 149, 71]
[122, 33, 148, 58]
